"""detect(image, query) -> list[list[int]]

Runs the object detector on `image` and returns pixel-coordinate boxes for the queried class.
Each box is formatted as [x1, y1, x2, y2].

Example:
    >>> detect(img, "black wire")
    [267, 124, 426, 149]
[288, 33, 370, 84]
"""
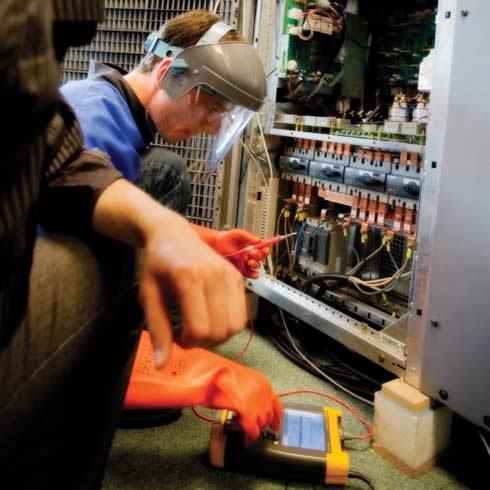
[300, 273, 351, 293]
[282, 314, 385, 389]
[238, 155, 249, 185]
[348, 470, 376, 490]
[266, 328, 378, 400]
[265, 322, 369, 389]
[320, 344, 384, 390]
[263, 307, 392, 400]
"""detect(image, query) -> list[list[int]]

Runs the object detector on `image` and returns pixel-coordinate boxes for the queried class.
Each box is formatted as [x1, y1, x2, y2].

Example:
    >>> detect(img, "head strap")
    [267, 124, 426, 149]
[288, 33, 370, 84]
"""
[145, 20, 234, 59]
[144, 33, 183, 59]
[196, 21, 234, 45]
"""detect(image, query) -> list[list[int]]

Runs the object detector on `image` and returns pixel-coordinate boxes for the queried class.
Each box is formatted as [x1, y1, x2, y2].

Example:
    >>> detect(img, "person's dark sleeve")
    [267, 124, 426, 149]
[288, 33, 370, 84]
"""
[38, 101, 123, 236]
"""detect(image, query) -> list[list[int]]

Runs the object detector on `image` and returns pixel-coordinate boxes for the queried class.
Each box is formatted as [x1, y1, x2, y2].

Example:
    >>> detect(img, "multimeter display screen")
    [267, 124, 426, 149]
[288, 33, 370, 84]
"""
[280, 409, 326, 451]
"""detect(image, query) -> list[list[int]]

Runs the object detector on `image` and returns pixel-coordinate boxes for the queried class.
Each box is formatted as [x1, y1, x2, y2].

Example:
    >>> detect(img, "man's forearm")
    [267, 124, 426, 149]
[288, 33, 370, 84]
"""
[93, 178, 250, 367]
[92, 178, 194, 248]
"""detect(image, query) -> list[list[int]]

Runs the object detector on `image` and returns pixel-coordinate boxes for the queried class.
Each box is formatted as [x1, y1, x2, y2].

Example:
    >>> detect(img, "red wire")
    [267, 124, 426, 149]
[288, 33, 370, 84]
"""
[192, 386, 374, 441]
[233, 316, 254, 361]
[233, 303, 255, 362]
[192, 404, 214, 422]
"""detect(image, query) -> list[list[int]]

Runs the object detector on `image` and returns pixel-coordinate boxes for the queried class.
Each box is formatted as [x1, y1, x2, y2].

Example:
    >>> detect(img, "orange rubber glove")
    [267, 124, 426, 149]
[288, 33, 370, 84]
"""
[191, 224, 269, 279]
[124, 330, 283, 444]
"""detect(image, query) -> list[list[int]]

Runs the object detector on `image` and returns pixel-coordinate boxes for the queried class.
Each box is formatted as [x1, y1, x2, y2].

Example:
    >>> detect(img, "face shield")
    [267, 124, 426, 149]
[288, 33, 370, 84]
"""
[147, 35, 267, 170]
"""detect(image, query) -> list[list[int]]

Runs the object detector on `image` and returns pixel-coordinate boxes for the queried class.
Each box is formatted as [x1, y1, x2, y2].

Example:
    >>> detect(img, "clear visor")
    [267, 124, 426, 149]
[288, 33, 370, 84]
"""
[186, 86, 255, 171]
[207, 105, 254, 170]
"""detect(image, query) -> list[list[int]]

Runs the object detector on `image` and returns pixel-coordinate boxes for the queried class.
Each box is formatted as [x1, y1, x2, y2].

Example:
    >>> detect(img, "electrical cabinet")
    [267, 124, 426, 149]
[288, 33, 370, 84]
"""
[244, 0, 490, 432]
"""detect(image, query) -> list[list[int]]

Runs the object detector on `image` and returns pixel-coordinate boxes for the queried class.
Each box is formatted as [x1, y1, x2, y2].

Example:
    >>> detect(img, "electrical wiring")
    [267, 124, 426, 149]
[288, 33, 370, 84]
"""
[278, 308, 375, 406]
[297, 6, 345, 41]
[271, 206, 301, 275]
[283, 1, 346, 104]
[300, 272, 351, 294]
[350, 270, 411, 296]
[346, 235, 361, 267]
[299, 266, 411, 298]
[266, 326, 381, 400]
[233, 313, 255, 363]
[271, 207, 286, 273]
[298, 235, 414, 297]
[318, 341, 386, 390]
[262, 303, 393, 398]
[346, 240, 385, 276]
[293, 220, 309, 260]
[349, 256, 411, 292]
[287, 64, 344, 104]
[254, 113, 275, 180]
[286, 70, 306, 101]
[348, 470, 376, 490]
[191, 404, 214, 422]
[271, 213, 307, 278]
[238, 134, 268, 186]
[304, 72, 329, 100]
[289, 70, 325, 102]
[387, 247, 400, 270]
[265, 254, 275, 277]
[266, 319, 364, 382]
[314, 0, 345, 21]
[284, 214, 302, 276]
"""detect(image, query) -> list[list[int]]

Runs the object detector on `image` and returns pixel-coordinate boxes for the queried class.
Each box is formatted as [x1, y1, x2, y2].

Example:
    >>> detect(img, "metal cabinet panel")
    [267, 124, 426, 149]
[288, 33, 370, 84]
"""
[406, 0, 490, 431]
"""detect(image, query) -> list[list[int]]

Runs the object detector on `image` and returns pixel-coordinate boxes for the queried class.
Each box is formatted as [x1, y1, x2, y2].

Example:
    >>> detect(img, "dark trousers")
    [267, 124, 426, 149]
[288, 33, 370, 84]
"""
[0, 148, 190, 489]
[0, 233, 142, 489]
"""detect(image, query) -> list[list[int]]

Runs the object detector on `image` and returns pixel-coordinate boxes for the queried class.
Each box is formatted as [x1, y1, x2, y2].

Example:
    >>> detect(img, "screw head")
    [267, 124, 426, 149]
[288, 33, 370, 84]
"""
[439, 389, 449, 400]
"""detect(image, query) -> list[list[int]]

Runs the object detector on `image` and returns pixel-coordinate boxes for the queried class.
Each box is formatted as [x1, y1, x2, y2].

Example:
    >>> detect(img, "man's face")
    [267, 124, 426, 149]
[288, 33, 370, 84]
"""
[151, 86, 234, 143]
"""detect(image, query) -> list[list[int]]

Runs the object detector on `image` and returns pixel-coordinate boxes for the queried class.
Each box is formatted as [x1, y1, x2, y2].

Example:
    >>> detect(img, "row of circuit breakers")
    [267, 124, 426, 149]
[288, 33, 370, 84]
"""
[280, 144, 422, 202]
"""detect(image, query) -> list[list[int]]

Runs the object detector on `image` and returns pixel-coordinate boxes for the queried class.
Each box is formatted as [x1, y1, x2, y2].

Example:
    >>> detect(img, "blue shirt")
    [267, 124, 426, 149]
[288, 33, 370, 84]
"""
[61, 62, 155, 182]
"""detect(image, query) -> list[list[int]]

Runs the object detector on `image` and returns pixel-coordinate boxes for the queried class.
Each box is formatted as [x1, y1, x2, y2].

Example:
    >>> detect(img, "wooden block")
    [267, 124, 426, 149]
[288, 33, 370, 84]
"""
[381, 378, 432, 414]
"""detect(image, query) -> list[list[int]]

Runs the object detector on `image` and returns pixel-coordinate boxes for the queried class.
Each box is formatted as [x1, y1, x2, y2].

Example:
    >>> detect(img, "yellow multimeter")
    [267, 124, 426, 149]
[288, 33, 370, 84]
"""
[209, 402, 349, 485]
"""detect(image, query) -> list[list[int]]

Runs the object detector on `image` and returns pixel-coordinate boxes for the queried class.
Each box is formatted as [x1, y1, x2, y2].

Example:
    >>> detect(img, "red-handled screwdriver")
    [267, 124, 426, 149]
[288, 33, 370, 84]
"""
[224, 232, 298, 258]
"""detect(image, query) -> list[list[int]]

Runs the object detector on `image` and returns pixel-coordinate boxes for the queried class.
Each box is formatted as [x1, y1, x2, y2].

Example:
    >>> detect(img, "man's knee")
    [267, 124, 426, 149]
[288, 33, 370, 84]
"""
[138, 147, 191, 214]
[141, 147, 187, 176]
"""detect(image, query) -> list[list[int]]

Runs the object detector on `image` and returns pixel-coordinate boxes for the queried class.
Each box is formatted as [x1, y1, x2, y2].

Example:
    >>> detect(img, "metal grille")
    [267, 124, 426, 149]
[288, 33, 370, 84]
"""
[61, 0, 239, 228]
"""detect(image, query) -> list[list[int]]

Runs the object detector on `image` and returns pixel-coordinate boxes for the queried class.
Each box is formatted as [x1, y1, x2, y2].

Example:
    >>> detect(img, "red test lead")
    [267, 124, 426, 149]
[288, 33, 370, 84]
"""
[224, 232, 298, 258]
